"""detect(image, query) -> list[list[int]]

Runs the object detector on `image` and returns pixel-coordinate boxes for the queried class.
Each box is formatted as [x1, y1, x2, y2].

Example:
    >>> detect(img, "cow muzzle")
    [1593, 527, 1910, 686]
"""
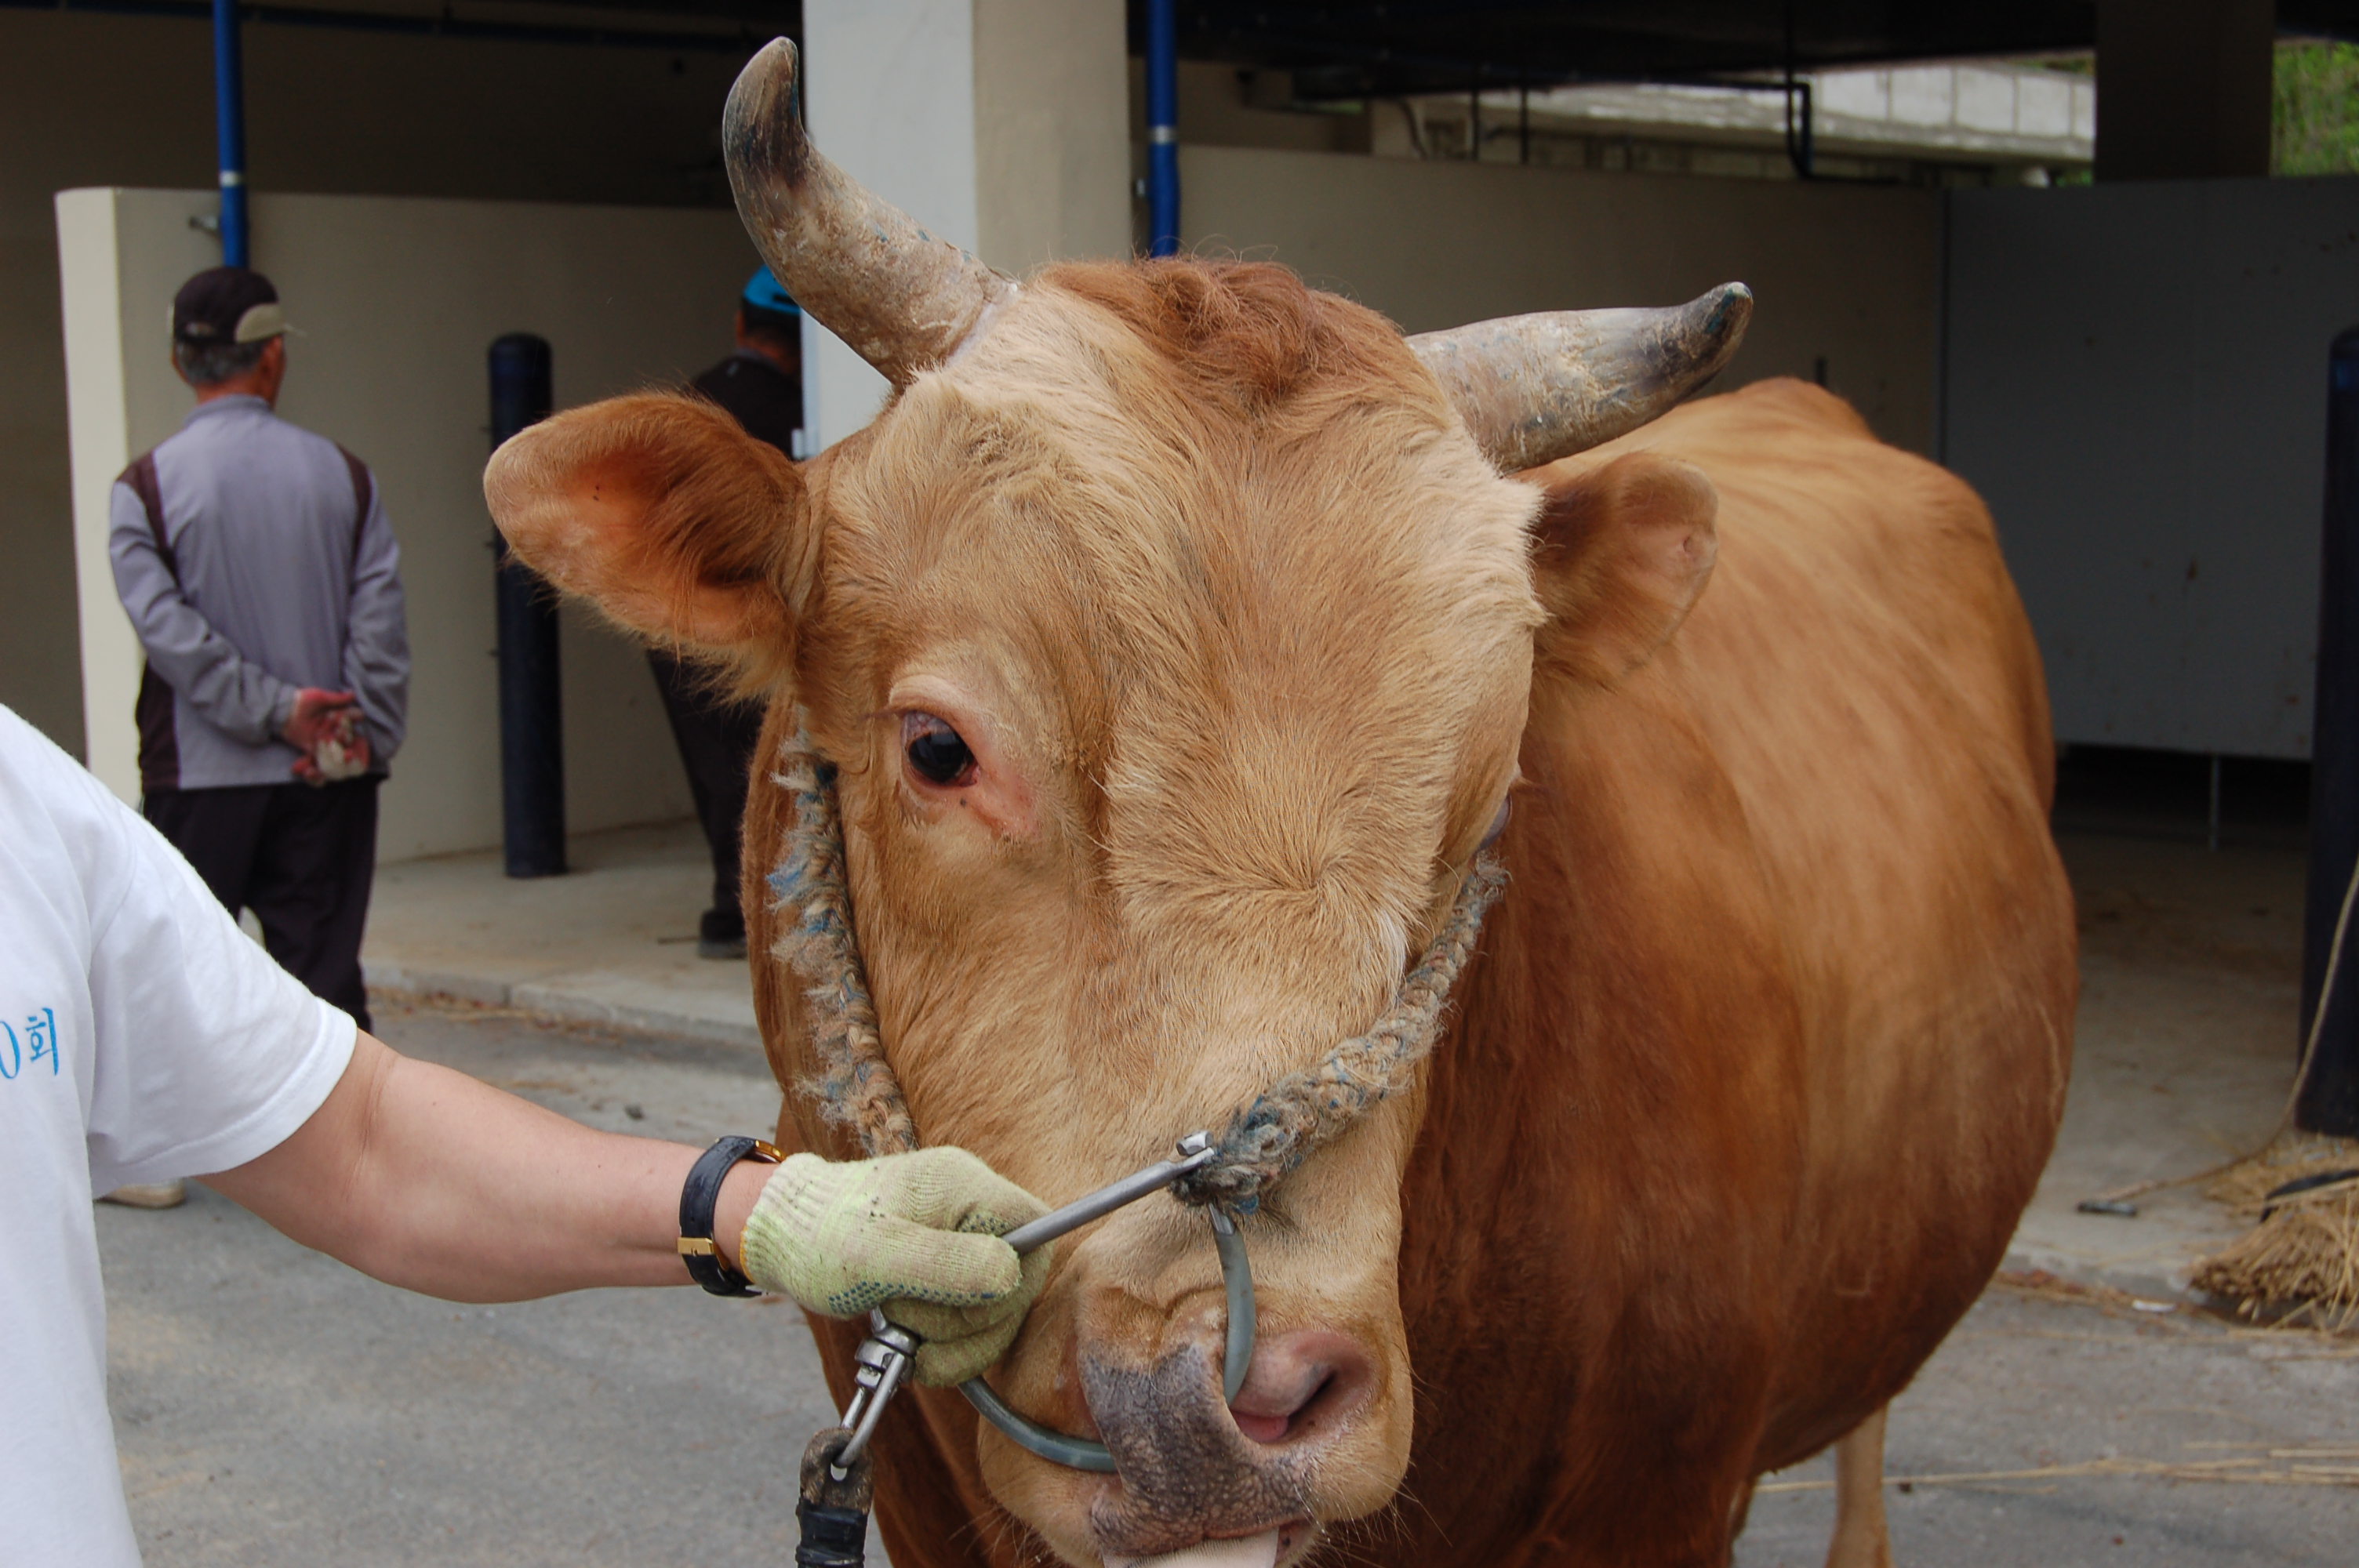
[1079, 1329, 1379, 1563]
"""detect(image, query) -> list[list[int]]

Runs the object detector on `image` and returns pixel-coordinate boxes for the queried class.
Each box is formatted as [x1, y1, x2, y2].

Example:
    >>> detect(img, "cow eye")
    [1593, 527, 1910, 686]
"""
[902, 712, 977, 788]
[1479, 797, 1512, 850]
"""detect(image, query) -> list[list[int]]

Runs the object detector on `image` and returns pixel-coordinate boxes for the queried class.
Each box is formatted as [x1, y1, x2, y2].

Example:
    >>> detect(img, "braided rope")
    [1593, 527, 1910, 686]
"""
[767, 726, 1505, 1203]
[768, 731, 919, 1157]
[1169, 853, 1506, 1211]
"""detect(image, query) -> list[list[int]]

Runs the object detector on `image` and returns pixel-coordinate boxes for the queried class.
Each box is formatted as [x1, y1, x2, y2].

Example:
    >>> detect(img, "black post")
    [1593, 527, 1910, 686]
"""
[489, 334, 566, 879]
[2299, 326, 2359, 1134]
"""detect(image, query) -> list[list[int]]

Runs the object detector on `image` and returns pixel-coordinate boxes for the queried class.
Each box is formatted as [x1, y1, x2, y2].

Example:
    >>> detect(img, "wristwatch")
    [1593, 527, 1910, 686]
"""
[678, 1134, 785, 1296]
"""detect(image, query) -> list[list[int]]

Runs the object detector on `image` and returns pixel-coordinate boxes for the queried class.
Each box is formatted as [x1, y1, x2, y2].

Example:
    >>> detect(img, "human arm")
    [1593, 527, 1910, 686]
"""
[107, 477, 301, 745]
[339, 475, 409, 764]
[199, 1029, 765, 1301]
[200, 1033, 1049, 1379]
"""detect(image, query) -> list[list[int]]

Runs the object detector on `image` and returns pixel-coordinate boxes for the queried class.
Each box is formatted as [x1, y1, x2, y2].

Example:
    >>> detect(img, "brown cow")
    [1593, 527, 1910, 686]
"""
[485, 41, 2073, 1568]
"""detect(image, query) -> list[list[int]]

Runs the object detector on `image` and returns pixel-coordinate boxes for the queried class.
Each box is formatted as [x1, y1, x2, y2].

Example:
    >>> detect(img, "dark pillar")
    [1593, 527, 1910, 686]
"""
[2301, 328, 2359, 1136]
[489, 334, 566, 879]
[2095, 0, 2274, 181]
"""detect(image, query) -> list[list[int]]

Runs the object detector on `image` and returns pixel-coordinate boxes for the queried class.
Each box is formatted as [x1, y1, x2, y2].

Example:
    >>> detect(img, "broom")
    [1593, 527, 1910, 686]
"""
[2190, 1139, 2359, 1330]
[2074, 853, 2359, 1331]
[2183, 856, 2359, 1331]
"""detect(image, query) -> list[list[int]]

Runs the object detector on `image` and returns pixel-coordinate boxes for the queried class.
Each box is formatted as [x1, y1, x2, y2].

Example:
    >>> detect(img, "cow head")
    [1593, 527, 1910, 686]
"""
[485, 40, 1739, 1568]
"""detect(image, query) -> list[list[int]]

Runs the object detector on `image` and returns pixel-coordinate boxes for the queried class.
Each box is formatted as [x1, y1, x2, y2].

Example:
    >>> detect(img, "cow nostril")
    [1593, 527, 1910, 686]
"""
[1229, 1373, 1327, 1445]
[1226, 1330, 1372, 1447]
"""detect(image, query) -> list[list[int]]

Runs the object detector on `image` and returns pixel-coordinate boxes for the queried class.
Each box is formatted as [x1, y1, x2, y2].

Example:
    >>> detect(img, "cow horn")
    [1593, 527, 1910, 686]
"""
[1408, 283, 1754, 473]
[724, 38, 1016, 387]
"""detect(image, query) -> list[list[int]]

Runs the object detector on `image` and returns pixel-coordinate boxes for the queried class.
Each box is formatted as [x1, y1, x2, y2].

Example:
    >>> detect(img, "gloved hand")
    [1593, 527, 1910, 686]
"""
[282, 687, 359, 750]
[738, 1148, 1052, 1386]
[291, 704, 370, 786]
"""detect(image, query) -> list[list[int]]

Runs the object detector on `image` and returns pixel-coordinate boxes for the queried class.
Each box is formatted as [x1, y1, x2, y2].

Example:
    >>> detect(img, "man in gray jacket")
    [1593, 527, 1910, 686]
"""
[110, 267, 408, 1036]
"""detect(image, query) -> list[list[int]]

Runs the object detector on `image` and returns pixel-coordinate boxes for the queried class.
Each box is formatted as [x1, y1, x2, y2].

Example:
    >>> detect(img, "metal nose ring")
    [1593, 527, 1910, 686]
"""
[961, 1195, 1256, 1472]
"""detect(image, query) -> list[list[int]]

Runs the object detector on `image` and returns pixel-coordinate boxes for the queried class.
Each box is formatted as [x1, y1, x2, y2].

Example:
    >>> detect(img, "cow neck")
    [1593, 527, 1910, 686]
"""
[768, 724, 1507, 1214]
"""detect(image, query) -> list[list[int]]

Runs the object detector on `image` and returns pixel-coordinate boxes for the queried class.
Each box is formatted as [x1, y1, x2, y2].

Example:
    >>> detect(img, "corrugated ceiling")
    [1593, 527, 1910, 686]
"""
[484, 1, 2359, 91]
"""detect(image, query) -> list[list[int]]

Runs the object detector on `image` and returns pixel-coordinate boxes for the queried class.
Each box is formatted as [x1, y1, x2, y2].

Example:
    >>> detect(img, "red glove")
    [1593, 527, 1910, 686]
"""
[284, 691, 369, 785]
[282, 688, 359, 750]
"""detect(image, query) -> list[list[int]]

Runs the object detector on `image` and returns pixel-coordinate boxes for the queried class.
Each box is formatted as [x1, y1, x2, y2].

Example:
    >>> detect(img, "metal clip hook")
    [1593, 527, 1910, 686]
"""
[832, 1315, 918, 1474]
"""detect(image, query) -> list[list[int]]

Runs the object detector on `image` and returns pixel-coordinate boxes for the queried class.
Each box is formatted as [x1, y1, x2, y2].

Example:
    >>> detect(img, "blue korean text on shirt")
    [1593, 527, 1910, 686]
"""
[0, 1008, 60, 1079]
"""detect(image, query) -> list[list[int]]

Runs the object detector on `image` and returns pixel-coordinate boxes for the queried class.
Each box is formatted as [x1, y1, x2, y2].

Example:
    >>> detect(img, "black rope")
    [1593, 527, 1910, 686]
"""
[796, 1428, 874, 1568]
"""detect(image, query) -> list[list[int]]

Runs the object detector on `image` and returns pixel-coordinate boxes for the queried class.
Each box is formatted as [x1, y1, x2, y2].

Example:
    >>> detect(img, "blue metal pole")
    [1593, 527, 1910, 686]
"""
[1146, 0, 1179, 257]
[212, 0, 249, 267]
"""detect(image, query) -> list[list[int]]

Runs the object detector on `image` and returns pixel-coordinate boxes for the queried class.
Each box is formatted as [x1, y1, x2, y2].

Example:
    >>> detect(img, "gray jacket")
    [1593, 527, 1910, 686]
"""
[109, 396, 409, 793]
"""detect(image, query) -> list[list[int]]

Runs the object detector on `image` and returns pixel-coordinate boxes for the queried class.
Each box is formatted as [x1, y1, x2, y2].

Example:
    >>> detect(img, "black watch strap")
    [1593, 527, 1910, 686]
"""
[678, 1134, 785, 1297]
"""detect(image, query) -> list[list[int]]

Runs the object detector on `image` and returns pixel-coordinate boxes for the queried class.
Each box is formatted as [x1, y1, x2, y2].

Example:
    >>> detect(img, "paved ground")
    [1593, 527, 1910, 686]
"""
[362, 821, 760, 1047]
[104, 1004, 2356, 1566]
[2012, 832, 2310, 1296]
[1736, 1281, 2359, 1567]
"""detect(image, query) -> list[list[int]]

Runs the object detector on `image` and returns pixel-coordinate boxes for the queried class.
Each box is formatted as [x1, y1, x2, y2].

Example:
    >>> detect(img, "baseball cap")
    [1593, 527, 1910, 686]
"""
[171, 267, 289, 347]
[741, 267, 801, 318]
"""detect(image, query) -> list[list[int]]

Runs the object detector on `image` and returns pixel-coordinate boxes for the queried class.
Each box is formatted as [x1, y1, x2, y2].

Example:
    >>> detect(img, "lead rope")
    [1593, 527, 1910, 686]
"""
[794, 1427, 874, 1568]
[768, 723, 1505, 1561]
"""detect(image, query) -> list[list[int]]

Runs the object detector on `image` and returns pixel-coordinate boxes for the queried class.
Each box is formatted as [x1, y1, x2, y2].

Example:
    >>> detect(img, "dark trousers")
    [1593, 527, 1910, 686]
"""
[145, 778, 380, 1031]
[646, 649, 765, 944]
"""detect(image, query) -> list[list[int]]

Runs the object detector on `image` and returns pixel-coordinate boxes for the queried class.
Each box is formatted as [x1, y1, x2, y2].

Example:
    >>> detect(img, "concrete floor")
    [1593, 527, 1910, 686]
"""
[104, 1005, 2357, 1566]
[2009, 832, 2314, 1296]
[364, 820, 760, 1047]
[1734, 1280, 2359, 1567]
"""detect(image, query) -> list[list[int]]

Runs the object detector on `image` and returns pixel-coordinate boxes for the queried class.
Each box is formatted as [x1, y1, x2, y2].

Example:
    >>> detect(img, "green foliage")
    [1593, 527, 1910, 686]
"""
[2275, 42, 2359, 176]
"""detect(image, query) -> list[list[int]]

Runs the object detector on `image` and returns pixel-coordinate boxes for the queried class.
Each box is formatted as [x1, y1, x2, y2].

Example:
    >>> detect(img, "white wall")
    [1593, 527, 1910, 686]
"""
[2, 6, 759, 759]
[1945, 177, 2359, 760]
[972, 0, 1136, 271]
[798, 0, 1130, 450]
[59, 187, 770, 859]
[1176, 144, 1943, 456]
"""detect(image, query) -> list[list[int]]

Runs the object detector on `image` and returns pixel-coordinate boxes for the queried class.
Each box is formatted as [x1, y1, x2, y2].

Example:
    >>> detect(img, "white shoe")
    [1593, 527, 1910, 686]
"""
[100, 1181, 187, 1210]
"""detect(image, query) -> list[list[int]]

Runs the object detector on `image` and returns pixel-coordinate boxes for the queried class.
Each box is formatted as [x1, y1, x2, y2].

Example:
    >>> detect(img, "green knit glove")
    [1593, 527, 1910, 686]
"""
[737, 1148, 1053, 1387]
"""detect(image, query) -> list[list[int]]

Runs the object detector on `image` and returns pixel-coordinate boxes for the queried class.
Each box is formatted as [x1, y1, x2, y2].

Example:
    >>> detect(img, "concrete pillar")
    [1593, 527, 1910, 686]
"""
[2095, 0, 2274, 180]
[56, 187, 213, 804]
[800, 0, 1131, 450]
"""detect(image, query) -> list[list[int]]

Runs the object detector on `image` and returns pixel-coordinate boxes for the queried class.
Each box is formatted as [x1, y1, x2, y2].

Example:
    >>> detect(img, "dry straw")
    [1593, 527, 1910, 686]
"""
[2190, 1137, 2359, 1332]
[1757, 1450, 2359, 1495]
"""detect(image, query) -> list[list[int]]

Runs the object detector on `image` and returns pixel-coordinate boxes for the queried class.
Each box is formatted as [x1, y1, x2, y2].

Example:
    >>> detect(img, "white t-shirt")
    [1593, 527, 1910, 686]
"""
[0, 705, 354, 1566]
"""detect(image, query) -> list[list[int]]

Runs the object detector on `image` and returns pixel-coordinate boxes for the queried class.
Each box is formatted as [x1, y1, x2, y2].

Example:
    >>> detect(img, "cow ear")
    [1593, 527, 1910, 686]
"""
[1526, 451, 1717, 684]
[483, 392, 812, 676]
